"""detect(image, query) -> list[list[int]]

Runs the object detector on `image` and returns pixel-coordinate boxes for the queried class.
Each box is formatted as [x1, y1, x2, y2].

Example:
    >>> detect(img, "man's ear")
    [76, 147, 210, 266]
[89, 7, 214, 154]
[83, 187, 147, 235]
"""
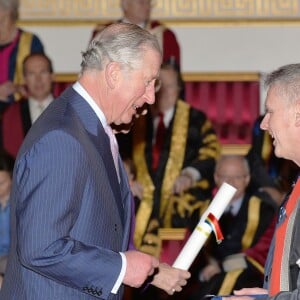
[105, 62, 121, 89]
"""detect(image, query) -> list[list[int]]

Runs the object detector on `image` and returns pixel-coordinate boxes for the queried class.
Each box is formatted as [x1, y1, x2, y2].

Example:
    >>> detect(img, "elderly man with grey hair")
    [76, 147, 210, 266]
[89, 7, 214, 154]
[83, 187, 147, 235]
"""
[187, 155, 275, 300]
[0, 23, 190, 299]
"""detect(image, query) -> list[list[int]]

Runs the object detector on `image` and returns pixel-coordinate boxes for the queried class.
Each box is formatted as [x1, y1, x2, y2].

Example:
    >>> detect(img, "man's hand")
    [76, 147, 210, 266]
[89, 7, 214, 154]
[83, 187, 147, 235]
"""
[151, 263, 191, 295]
[0, 81, 16, 101]
[173, 173, 194, 195]
[123, 250, 159, 288]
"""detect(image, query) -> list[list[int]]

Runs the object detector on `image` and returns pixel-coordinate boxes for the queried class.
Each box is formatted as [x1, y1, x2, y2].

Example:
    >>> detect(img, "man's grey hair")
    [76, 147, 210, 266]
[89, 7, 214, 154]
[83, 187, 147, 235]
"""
[80, 22, 161, 73]
[264, 63, 300, 104]
[0, 0, 19, 21]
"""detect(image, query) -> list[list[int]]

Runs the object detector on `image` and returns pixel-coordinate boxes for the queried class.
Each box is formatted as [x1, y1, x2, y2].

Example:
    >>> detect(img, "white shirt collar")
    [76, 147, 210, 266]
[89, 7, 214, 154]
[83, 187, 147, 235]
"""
[29, 94, 54, 107]
[163, 107, 175, 127]
[73, 82, 107, 128]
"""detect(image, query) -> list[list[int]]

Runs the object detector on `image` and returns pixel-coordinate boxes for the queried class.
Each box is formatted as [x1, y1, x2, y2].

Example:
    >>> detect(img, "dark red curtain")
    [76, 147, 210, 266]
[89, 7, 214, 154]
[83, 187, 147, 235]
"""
[185, 81, 260, 144]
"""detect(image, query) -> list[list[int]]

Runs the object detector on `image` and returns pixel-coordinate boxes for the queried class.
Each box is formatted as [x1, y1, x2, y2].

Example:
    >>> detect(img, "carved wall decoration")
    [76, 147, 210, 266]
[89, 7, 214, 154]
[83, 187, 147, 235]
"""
[20, 0, 300, 22]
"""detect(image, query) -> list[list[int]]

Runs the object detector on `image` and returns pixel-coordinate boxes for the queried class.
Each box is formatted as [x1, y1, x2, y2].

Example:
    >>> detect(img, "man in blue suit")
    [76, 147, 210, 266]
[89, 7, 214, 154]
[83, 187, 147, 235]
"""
[0, 23, 190, 299]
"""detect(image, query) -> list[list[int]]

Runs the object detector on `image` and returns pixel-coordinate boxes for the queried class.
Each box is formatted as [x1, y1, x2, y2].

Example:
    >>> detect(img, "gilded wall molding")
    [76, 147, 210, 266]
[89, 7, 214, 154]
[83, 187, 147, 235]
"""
[54, 72, 260, 82]
[20, 0, 300, 24]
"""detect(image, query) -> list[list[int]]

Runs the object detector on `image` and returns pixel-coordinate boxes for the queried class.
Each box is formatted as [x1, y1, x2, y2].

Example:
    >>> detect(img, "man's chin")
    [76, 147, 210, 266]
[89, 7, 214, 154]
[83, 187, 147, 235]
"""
[274, 148, 283, 159]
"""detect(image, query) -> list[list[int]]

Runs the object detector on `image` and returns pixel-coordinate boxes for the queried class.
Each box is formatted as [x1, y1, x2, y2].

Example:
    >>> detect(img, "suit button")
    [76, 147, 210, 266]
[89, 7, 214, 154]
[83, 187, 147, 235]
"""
[114, 224, 117, 231]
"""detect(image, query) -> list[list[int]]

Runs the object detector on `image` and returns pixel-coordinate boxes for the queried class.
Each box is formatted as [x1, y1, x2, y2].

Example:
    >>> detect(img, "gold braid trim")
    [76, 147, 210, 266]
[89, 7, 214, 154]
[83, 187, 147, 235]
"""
[218, 269, 244, 295]
[139, 232, 162, 258]
[133, 117, 155, 249]
[14, 31, 33, 100]
[199, 119, 221, 160]
[246, 256, 264, 274]
[195, 179, 210, 190]
[201, 118, 213, 133]
[170, 193, 205, 219]
[161, 100, 189, 227]
[241, 196, 261, 251]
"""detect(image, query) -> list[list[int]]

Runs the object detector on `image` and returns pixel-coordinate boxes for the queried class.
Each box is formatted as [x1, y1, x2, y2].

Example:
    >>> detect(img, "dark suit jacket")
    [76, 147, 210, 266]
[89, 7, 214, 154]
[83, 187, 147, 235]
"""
[0, 86, 132, 299]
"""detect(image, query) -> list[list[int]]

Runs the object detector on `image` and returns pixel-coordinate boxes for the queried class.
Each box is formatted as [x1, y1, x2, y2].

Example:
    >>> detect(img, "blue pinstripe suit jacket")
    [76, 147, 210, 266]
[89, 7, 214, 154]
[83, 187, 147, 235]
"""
[0, 86, 132, 299]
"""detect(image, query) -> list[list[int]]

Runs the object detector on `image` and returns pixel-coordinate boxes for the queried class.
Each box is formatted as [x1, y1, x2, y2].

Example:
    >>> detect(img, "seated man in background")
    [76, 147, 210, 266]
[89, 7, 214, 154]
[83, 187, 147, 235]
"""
[186, 155, 276, 300]
[116, 61, 220, 261]
[1, 53, 54, 158]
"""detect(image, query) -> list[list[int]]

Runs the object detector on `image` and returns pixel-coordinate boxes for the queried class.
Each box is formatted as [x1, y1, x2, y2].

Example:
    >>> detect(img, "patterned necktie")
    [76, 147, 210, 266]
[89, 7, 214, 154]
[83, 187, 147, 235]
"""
[104, 125, 120, 181]
[152, 112, 166, 171]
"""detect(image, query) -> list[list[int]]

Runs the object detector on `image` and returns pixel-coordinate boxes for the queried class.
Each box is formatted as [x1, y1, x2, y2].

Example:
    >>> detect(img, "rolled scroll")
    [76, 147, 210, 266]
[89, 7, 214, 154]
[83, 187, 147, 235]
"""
[172, 182, 237, 270]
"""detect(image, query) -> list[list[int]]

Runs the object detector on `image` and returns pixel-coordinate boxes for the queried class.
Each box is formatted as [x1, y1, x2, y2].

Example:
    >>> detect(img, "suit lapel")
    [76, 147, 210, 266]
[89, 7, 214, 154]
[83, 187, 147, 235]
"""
[93, 125, 125, 224]
[66, 87, 125, 224]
